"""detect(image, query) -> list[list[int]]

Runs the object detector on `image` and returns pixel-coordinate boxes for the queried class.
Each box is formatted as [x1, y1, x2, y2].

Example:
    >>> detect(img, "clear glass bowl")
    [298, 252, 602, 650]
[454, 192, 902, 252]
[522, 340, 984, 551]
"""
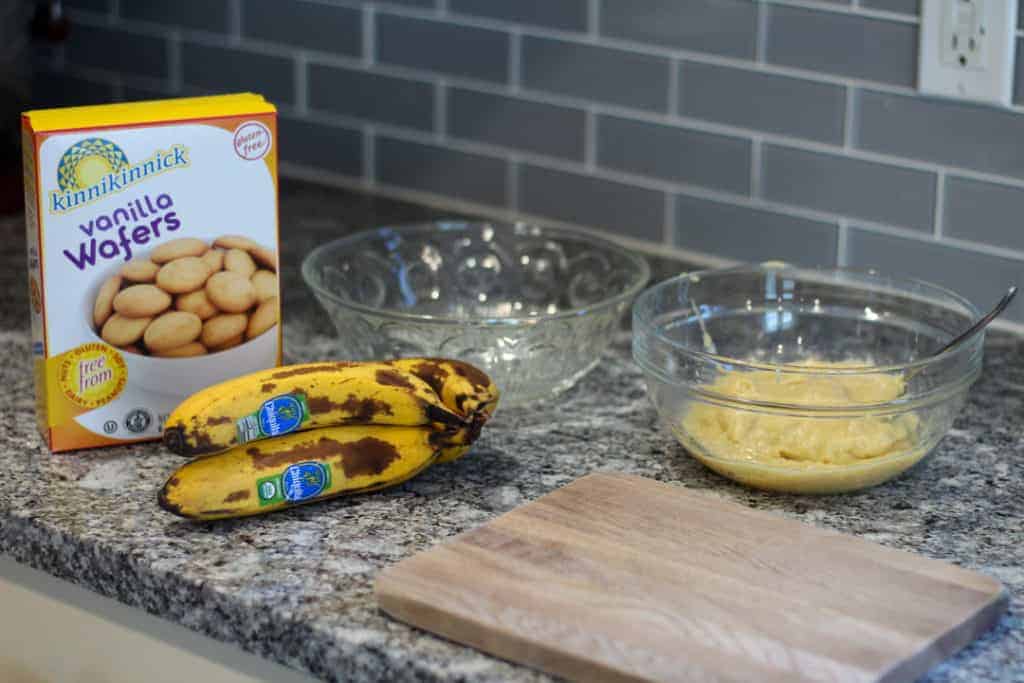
[302, 221, 650, 407]
[632, 262, 984, 494]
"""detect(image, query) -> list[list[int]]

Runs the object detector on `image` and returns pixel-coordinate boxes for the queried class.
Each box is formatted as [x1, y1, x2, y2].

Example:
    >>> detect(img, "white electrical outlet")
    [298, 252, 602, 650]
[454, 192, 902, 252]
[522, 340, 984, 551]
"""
[919, 0, 1018, 106]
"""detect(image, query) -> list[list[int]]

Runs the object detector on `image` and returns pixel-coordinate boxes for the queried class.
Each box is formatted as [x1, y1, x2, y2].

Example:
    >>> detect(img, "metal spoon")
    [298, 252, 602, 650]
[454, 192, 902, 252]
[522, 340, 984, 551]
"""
[929, 285, 1017, 358]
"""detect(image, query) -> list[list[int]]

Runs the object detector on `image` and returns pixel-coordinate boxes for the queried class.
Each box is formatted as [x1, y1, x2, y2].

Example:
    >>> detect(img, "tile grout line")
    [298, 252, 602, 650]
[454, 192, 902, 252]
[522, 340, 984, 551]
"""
[667, 59, 680, 116]
[295, 52, 309, 115]
[434, 80, 448, 141]
[587, 0, 600, 42]
[364, 124, 377, 188]
[436, 0, 449, 16]
[764, 0, 917, 23]
[843, 86, 856, 150]
[750, 138, 763, 198]
[506, 157, 520, 211]
[755, 0, 769, 65]
[228, 0, 242, 45]
[663, 193, 676, 246]
[167, 29, 182, 94]
[933, 171, 946, 238]
[508, 30, 522, 92]
[109, 0, 120, 19]
[836, 220, 850, 266]
[584, 108, 598, 171]
[363, 5, 376, 66]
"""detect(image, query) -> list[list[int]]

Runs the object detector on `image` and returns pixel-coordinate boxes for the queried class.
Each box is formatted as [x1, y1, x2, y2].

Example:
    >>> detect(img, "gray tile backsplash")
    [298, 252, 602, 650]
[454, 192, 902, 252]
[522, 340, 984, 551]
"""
[518, 165, 664, 242]
[308, 65, 434, 131]
[857, 91, 1024, 180]
[121, 0, 230, 33]
[377, 14, 509, 83]
[600, 0, 758, 60]
[448, 88, 586, 161]
[376, 137, 508, 207]
[279, 117, 363, 178]
[675, 195, 838, 267]
[450, 0, 587, 32]
[522, 36, 670, 112]
[243, 0, 361, 56]
[598, 116, 751, 194]
[181, 42, 295, 105]
[847, 228, 1024, 323]
[765, 6, 917, 87]
[943, 177, 1024, 253]
[66, 24, 168, 79]
[44, 1, 1024, 315]
[761, 145, 936, 232]
[679, 62, 847, 144]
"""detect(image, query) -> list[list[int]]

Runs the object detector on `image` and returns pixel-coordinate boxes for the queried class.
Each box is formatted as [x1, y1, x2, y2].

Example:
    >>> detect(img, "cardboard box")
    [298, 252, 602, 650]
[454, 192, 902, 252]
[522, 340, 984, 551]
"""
[22, 93, 281, 452]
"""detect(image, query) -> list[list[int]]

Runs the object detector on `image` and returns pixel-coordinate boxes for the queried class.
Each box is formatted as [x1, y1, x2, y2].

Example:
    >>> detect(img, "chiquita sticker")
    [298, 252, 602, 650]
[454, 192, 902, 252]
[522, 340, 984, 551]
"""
[236, 393, 309, 444]
[257, 462, 332, 506]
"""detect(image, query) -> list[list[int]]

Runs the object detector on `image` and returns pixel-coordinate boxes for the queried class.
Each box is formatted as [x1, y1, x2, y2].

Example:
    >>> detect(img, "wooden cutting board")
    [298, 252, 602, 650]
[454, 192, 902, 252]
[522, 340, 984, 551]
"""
[376, 473, 1007, 683]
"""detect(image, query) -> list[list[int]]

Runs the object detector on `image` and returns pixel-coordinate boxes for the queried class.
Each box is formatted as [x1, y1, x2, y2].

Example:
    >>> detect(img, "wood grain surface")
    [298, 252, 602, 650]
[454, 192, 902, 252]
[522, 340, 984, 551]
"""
[376, 473, 1007, 683]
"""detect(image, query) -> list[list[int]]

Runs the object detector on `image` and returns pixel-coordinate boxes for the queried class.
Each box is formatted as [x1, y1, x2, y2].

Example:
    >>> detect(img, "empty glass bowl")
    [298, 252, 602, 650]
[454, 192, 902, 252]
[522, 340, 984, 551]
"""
[633, 262, 984, 494]
[302, 221, 650, 407]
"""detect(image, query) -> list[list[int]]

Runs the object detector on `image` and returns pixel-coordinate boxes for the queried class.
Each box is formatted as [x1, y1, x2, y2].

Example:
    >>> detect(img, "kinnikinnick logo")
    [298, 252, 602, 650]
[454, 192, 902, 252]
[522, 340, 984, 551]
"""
[49, 137, 189, 214]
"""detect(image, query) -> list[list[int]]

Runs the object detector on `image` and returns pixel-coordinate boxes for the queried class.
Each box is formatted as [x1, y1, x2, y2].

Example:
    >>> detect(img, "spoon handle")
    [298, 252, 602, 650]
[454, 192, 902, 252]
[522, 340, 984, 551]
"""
[932, 286, 1018, 357]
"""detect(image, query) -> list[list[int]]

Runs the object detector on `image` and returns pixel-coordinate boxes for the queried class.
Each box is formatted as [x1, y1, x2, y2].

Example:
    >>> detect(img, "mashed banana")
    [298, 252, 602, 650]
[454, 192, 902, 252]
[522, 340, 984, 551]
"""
[680, 361, 926, 493]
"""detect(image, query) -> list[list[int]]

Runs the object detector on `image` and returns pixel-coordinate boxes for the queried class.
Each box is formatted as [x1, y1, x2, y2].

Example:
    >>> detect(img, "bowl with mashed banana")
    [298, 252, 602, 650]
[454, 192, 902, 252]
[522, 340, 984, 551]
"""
[632, 262, 984, 494]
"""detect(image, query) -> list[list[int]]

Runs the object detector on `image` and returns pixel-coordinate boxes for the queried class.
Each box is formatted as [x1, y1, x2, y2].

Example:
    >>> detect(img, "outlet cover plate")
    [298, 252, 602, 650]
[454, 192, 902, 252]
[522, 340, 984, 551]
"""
[919, 0, 1018, 106]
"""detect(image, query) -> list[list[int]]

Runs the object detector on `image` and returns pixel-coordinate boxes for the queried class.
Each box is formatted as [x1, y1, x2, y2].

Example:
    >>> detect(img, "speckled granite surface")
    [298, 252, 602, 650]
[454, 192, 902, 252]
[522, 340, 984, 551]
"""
[1, 181, 1022, 682]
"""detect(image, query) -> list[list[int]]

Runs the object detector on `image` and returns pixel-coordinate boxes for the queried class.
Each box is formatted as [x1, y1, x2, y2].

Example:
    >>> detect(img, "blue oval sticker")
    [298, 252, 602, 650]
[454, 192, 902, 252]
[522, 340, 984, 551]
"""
[258, 395, 304, 437]
[282, 462, 329, 503]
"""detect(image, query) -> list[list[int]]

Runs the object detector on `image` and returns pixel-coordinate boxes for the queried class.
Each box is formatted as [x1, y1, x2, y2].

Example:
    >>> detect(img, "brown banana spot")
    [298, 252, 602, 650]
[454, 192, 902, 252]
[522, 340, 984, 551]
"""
[157, 483, 184, 517]
[375, 369, 415, 390]
[303, 393, 393, 420]
[451, 360, 491, 391]
[224, 489, 250, 502]
[168, 477, 180, 487]
[337, 437, 402, 478]
[185, 429, 219, 456]
[261, 382, 277, 393]
[410, 361, 448, 395]
[205, 415, 232, 426]
[248, 436, 351, 469]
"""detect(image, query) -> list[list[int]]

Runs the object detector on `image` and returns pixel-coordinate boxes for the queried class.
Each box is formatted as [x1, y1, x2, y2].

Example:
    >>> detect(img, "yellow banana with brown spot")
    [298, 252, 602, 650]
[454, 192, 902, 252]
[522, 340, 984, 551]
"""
[162, 361, 466, 458]
[159, 425, 442, 521]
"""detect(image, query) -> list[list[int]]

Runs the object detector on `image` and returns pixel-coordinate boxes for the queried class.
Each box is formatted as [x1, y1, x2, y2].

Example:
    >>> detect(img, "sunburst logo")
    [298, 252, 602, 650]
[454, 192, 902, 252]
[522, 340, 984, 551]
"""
[48, 139, 189, 214]
[56, 138, 130, 193]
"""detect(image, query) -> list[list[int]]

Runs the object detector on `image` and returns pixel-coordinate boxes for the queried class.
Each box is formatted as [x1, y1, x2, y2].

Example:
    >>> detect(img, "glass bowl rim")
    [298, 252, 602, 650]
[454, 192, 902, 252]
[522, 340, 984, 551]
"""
[301, 219, 652, 325]
[633, 261, 984, 377]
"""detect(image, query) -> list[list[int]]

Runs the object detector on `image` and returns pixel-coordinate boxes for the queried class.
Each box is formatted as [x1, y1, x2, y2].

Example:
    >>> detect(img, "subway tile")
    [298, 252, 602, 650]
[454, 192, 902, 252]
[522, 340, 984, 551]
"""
[943, 176, 1024, 253]
[308, 65, 433, 131]
[448, 88, 586, 161]
[861, 0, 918, 14]
[383, 0, 435, 6]
[450, 0, 587, 32]
[518, 165, 664, 241]
[121, 0, 230, 32]
[597, 116, 751, 194]
[762, 145, 936, 232]
[601, 0, 757, 59]
[66, 24, 167, 79]
[376, 137, 507, 207]
[377, 15, 508, 83]
[857, 90, 1024, 179]
[31, 71, 116, 109]
[766, 7, 917, 87]
[243, 0, 360, 56]
[522, 36, 670, 112]
[679, 63, 845, 144]
[846, 228, 1024, 323]
[674, 195, 838, 267]
[278, 117, 363, 178]
[181, 43, 294, 105]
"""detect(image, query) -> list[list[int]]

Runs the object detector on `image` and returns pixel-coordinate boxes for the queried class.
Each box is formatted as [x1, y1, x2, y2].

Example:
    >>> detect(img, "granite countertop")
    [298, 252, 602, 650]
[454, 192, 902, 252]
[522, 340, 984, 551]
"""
[1, 180, 1022, 682]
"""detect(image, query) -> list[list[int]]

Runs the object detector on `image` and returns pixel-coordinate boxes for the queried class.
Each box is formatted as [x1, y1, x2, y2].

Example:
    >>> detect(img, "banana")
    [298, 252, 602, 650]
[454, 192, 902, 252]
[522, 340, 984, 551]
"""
[162, 361, 466, 458]
[158, 425, 442, 521]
